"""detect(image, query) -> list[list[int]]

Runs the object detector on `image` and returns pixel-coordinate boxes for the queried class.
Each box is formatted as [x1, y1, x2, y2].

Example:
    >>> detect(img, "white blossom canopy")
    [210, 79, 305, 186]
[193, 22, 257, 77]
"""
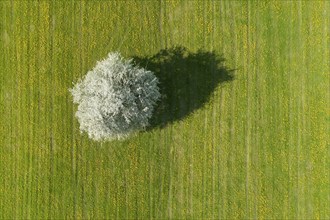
[70, 52, 160, 141]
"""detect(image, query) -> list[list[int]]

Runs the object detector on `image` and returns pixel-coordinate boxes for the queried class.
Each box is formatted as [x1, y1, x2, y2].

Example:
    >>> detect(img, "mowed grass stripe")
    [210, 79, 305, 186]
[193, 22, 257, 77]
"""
[251, 2, 262, 218]
[245, 1, 252, 218]
[323, 2, 329, 217]
[218, 1, 226, 218]
[309, 1, 329, 218]
[297, 2, 305, 216]
[16, 3, 27, 218]
[287, 2, 294, 218]
[0, 2, 5, 218]
[5, 2, 13, 218]
[0, 2, 9, 218]
[27, 3, 35, 219]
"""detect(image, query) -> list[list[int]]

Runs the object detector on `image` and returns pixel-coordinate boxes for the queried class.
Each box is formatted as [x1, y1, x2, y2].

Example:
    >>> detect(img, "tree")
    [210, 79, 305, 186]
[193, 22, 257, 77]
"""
[70, 52, 160, 141]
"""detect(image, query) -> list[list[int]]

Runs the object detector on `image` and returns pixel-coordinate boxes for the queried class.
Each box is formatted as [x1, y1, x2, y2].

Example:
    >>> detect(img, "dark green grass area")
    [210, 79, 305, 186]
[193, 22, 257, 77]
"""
[0, 1, 329, 219]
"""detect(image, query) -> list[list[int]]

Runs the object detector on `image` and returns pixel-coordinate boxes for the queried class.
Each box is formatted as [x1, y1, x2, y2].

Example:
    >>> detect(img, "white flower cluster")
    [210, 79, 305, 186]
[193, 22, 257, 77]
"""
[70, 52, 160, 141]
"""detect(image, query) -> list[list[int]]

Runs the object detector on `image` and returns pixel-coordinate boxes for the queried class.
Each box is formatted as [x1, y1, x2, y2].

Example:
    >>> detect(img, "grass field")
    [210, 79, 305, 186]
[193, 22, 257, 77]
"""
[0, 1, 329, 219]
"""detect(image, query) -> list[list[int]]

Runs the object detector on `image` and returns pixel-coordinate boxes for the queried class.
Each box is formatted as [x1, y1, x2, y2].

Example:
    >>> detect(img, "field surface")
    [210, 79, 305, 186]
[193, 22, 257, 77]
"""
[0, 1, 329, 219]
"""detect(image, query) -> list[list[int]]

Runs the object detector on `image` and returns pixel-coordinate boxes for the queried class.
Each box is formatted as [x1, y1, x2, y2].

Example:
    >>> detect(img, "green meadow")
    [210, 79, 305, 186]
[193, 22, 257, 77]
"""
[0, 1, 329, 219]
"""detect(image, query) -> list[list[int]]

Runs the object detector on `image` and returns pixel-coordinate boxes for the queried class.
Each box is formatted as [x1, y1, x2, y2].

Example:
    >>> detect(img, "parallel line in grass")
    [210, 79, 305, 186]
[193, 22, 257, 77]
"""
[184, 2, 194, 217]
[188, 123, 193, 218]
[15, 3, 21, 217]
[144, 4, 157, 217]
[168, 22, 176, 217]
[297, 1, 303, 218]
[16, 6, 25, 218]
[0, 3, 3, 217]
[0, 2, 8, 219]
[266, 4, 275, 216]
[305, 3, 313, 217]
[234, 1, 242, 217]
[148, 134, 153, 219]
[22, 5, 29, 216]
[35, 3, 41, 218]
[70, 1, 81, 219]
[186, 3, 193, 217]
[258, 4, 268, 218]
[116, 16, 131, 52]
[32, 11, 40, 215]
[202, 2, 206, 218]
[85, 2, 96, 218]
[323, 3, 330, 217]
[159, 0, 164, 49]
[58, 3, 69, 217]
[211, 1, 216, 218]
[70, 1, 76, 218]
[220, 0, 225, 217]
[252, 3, 259, 219]
[217, 85, 224, 219]
[184, 0, 189, 48]
[253, 13, 260, 216]
[253, 5, 264, 219]
[306, 3, 319, 217]
[0, 2, 6, 218]
[245, 1, 251, 218]
[159, 3, 166, 218]
[268, 4, 275, 217]
[304, 3, 311, 217]
[203, 100, 207, 219]
[180, 3, 186, 216]
[288, 2, 294, 218]
[275, 3, 285, 217]
[162, 129, 168, 220]
[219, 1, 227, 218]
[261, 4, 269, 218]
[167, 113, 173, 219]
[43, 3, 50, 217]
[28, 3, 40, 218]
[48, 1, 55, 218]
[182, 2, 188, 217]
[7, 3, 12, 218]
[35, 4, 47, 218]
[22, 4, 28, 217]
[78, 1, 85, 218]
[26, 3, 32, 218]
[12, 2, 20, 218]
[228, 1, 234, 217]
[232, 1, 238, 217]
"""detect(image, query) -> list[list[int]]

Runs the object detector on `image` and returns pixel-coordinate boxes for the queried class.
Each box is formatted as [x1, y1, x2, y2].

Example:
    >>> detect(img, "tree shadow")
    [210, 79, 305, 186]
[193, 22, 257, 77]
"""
[132, 46, 235, 130]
